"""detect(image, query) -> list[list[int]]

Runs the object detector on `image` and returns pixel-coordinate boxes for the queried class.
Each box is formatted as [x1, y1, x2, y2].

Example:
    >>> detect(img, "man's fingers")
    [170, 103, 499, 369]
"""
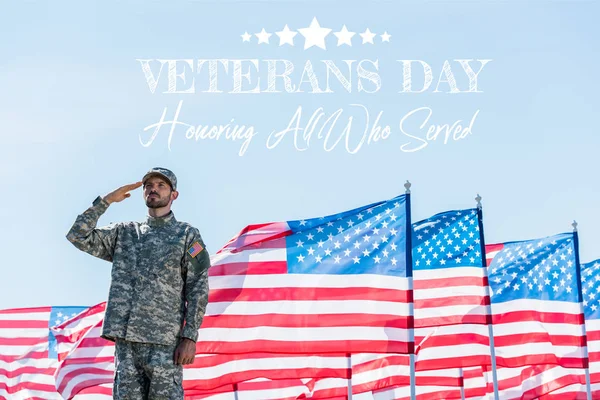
[123, 182, 143, 191]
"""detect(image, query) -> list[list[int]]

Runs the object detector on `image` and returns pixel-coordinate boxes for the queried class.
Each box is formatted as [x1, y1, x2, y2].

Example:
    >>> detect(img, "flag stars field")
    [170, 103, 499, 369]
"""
[413, 210, 480, 268]
[288, 203, 403, 270]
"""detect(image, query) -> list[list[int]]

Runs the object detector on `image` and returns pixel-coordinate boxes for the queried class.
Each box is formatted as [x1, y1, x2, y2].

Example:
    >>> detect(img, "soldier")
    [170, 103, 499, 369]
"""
[66, 167, 210, 400]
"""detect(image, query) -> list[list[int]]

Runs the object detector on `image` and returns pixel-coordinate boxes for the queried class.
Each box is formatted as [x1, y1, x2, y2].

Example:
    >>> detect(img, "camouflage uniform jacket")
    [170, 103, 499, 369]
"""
[66, 196, 210, 345]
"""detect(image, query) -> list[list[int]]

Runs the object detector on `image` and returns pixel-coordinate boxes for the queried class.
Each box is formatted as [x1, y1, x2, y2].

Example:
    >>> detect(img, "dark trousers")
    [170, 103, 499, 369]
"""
[113, 339, 183, 400]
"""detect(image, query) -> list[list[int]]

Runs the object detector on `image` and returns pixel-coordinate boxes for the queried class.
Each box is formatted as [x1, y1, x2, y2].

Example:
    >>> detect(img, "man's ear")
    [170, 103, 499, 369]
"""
[171, 190, 179, 201]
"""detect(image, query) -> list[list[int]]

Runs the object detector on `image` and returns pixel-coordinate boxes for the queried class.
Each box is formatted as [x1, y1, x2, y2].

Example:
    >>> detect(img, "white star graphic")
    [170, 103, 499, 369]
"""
[298, 17, 331, 50]
[276, 24, 297, 46]
[381, 31, 391, 42]
[333, 25, 355, 46]
[241, 31, 252, 42]
[255, 28, 272, 44]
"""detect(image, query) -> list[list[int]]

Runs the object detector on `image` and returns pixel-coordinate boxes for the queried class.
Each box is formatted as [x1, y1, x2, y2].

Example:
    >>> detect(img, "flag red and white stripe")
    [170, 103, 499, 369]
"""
[63, 378, 350, 400]
[480, 364, 586, 400]
[412, 324, 491, 371]
[0, 307, 62, 400]
[463, 366, 487, 400]
[350, 354, 487, 399]
[587, 318, 600, 391]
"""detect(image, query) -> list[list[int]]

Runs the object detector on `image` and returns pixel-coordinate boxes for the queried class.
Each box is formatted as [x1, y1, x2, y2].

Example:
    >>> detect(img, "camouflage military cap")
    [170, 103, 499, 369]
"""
[142, 167, 177, 190]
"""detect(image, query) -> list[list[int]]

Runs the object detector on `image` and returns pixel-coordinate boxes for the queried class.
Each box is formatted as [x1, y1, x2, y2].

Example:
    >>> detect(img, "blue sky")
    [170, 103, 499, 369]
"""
[1, 1, 598, 309]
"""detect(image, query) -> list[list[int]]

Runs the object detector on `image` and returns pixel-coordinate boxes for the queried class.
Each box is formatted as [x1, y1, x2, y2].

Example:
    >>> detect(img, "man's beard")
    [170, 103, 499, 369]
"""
[145, 195, 170, 209]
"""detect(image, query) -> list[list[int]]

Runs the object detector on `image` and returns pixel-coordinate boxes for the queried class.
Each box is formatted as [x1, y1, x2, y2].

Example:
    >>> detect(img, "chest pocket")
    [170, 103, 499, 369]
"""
[141, 231, 186, 285]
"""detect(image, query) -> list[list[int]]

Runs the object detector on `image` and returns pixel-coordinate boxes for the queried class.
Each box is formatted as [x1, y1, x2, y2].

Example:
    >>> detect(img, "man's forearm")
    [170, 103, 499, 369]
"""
[66, 196, 115, 261]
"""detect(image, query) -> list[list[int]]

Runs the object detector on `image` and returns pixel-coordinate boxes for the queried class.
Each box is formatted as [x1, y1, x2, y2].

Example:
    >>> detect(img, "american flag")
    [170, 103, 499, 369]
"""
[51, 302, 354, 399]
[480, 243, 590, 400]
[52, 305, 495, 400]
[53, 310, 492, 400]
[51, 378, 351, 400]
[484, 364, 586, 399]
[411, 209, 491, 370]
[367, 367, 486, 400]
[196, 194, 412, 355]
[0, 305, 86, 399]
[350, 355, 487, 400]
[581, 259, 600, 397]
[486, 233, 587, 369]
[479, 256, 600, 400]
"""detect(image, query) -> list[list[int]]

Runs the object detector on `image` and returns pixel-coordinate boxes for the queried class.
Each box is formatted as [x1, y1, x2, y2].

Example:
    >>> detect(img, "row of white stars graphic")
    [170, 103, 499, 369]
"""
[241, 18, 391, 49]
[296, 251, 400, 266]
[295, 230, 399, 252]
[296, 228, 399, 247]
[493, 270, 574, 291]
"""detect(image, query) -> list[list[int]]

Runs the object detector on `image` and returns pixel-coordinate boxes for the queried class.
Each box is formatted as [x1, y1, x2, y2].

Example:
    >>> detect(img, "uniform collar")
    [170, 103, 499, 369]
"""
[146, 211, 176, 227]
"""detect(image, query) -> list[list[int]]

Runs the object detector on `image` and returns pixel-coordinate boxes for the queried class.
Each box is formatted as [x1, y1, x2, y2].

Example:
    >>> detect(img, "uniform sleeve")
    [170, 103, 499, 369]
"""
[66, 196, 120, 262]
[181, 229, 211, 342]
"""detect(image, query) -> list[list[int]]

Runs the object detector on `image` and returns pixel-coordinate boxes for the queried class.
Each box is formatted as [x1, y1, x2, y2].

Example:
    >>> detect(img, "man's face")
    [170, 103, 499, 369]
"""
[143, 176, 175, 209]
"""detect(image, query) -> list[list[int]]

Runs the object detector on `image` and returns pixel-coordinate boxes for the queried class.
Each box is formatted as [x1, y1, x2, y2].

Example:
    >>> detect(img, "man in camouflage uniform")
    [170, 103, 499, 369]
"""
[66, 167, 210, 400]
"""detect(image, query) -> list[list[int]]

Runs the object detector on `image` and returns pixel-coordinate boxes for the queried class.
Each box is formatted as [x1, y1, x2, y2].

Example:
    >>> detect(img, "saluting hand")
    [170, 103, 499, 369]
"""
[104, 182, 143, 204]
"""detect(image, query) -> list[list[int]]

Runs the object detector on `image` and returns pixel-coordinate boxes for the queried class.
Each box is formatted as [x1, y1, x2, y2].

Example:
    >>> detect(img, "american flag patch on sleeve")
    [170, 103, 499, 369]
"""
[187, 241, 204, 258]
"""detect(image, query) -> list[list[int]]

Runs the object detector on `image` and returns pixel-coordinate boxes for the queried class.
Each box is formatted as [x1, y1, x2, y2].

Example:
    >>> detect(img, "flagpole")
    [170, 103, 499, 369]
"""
[405, 181, 416, 400]
[347, 353, 353, 399]
[572, 221, 592, 400]
[459, 367, 465, 400]
[475, 194, 499, 400]
[234, 383, 240, 400]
